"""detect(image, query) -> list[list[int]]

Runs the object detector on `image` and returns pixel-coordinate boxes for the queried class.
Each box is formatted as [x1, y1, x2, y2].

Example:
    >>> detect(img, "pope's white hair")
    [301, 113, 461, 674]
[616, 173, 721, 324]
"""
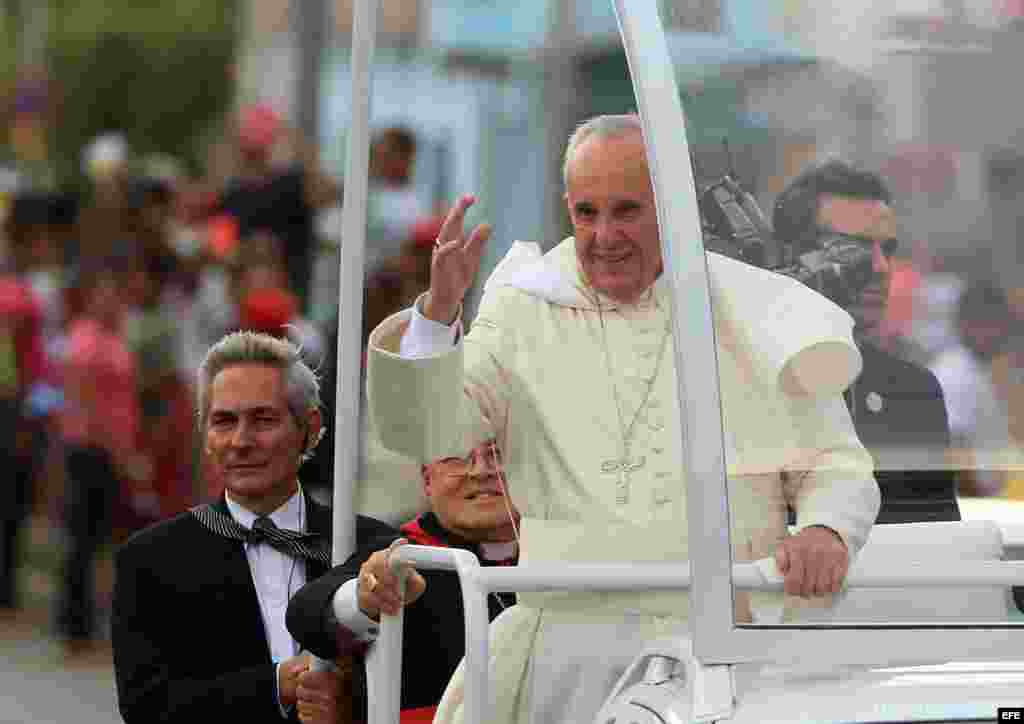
[196, 331, 325, 463]
[562, 114, 644, 187]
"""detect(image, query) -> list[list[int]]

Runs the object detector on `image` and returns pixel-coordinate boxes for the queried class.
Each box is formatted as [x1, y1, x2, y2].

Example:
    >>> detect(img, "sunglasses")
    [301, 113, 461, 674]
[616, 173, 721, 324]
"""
[818, 229, 899, 257]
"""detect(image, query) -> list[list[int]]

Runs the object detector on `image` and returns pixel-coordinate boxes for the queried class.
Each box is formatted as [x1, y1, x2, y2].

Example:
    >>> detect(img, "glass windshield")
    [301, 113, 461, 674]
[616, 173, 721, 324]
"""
[330, 0, 1024, 647]
[694, 1, 1024, 630]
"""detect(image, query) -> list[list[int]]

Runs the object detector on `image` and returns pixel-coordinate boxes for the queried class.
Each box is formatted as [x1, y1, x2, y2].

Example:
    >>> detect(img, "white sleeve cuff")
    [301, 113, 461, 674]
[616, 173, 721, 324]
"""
[399, 293, 462, 359]
[331, 578, 381, 642]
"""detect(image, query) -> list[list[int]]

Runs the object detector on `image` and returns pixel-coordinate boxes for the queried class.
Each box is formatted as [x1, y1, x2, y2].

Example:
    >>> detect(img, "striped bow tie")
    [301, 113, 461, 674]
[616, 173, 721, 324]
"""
[191, 503, 331, 565]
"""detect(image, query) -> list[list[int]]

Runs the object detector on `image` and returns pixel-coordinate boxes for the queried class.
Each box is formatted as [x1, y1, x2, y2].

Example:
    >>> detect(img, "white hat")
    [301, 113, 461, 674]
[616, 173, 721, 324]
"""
[82, 133, 128, 180]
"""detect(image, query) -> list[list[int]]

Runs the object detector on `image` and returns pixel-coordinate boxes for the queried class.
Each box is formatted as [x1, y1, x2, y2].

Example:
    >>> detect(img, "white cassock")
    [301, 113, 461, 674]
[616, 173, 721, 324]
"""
[365, 238, 880, 724]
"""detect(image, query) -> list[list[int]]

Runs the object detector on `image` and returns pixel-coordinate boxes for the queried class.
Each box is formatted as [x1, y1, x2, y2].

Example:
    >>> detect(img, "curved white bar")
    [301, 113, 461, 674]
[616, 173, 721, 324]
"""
[389, 544, 465, 572]
[367, 566, 405, 724]
[473, 563, 692, 591]
[374, 546, 490, 724]
[453, 554, 491, 724]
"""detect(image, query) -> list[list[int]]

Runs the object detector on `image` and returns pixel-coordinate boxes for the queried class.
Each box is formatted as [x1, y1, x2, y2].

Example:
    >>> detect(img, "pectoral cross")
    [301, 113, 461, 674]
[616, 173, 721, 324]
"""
[601, 455, 646, 504]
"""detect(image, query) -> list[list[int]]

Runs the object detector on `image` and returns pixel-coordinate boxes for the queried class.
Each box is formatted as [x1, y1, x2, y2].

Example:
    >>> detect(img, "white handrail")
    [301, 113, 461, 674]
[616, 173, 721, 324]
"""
[371, 545, 1024, 724]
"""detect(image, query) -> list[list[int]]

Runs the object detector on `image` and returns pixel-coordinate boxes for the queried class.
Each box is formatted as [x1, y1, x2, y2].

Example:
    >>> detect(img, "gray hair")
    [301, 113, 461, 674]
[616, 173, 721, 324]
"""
[196, 331, 324, 462]
[562, 114, 644, 187]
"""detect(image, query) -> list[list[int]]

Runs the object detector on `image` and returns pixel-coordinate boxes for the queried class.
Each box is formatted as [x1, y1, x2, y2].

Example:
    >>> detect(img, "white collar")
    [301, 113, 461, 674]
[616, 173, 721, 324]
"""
[225, 485, 305, 532]
[483, 237, 669, 311]
[479, 540, 518, 562]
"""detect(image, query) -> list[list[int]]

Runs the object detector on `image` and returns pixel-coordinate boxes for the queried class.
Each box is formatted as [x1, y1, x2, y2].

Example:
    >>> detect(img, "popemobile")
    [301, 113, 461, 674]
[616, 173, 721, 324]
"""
[324, 2, 1024, 722]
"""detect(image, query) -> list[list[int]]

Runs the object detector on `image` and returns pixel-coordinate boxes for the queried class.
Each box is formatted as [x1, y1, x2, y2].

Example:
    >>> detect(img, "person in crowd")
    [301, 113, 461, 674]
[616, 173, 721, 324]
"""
[126, 175, 195, 298]
[991, 323, 1024, 500]
[120, 252, 197, 534]
[362, 216, 441, 347]
[235, 256, 328, 369]
[904, 250, 967, 367]
[75, 133, 132, 265]
[183, 220, 242, 373]
[365, 126, 430, 274]
[219, 103, 340, 310]
[10, 191, 74, 367]
[2, 191, 76, 584]
[56, 259, 148, 655]
[0, 196, 50, 610]
[286, 437, 519, 721]
[773, 159, 961, 522]
[362, 114, 879, 723]
[111, 331, 361, 724]
[930, 279, 1016, 497]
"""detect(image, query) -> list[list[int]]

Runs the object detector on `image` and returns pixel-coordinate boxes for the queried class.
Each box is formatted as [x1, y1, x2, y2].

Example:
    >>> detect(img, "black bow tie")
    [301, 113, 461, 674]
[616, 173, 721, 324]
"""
[191, 503, 330, 565]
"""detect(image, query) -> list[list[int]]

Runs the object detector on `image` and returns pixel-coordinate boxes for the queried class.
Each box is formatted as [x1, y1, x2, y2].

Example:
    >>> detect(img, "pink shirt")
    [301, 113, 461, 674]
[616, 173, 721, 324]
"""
[0, 274, 46, 392]
[60, 317, 138, 456]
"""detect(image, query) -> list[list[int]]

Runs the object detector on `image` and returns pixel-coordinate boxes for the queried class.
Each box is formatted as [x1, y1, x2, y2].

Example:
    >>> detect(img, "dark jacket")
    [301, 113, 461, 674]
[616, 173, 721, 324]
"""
[111, 494, 390, 723]
[848, 343, 961, 523]
[286, 512, 516, 719]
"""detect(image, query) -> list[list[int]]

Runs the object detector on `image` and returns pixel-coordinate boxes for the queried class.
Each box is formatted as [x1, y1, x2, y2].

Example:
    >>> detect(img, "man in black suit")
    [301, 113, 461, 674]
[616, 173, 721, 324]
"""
[112, 331, 382, 724]
[286, 438, 519, 720]
[773, 160, 960, 523]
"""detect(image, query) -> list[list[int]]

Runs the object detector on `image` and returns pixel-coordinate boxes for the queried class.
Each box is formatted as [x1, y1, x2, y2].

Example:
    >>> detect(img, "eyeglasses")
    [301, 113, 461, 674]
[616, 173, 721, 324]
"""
[433, 443, 502, 479]
[817, 228, 899, 257]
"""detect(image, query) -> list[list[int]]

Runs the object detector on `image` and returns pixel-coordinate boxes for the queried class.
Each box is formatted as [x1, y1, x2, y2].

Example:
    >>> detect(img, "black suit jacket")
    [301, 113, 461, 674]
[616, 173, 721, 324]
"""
[112, 494, 386, 723]
[286, 513, 513, 719]
[848, 343, 961, 524]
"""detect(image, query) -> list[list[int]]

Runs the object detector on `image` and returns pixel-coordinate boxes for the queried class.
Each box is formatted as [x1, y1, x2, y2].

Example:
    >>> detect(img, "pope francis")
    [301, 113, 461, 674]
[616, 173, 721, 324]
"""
[364, 115, 880, 723]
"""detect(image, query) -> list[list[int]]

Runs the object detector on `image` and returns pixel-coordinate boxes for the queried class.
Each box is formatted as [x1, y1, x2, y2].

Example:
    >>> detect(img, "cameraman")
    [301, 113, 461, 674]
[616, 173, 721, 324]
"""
[772, 160, 960, 523]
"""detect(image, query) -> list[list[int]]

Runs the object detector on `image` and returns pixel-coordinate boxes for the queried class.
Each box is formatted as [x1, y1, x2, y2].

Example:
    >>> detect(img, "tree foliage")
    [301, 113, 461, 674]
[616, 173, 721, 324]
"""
[45, 0, 242, 183]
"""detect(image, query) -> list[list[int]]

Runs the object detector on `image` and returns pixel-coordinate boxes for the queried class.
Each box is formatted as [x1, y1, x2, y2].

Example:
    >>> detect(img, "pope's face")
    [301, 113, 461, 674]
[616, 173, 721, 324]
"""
[204, 363, 319, 514]
[423, 440, 519, 543]
[566, 131, 663, 304]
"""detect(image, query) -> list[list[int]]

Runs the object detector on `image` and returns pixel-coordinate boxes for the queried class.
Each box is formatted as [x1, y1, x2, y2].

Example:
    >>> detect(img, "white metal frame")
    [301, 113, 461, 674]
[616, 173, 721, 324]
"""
[373, 548, 1024, 724]
[335, 0, 1024, 719]
[321, 0, 377, 678]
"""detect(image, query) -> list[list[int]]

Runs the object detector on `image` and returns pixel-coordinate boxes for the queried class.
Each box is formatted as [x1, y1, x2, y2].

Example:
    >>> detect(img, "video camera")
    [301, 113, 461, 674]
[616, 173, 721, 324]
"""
[698, 163, 875, 309]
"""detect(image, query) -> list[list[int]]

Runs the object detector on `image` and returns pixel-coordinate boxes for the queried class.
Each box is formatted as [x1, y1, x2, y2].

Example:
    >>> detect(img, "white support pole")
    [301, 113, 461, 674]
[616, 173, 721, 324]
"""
[320, 0, 377, 681]
[332, 0, 379, 570]
[612, 0, 737, 655]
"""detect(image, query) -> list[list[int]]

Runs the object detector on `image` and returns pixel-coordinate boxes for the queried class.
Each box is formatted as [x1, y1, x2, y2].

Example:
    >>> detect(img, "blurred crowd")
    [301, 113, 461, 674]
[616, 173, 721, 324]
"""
[0, 102, 445, 652]
[880, 250, 1024, 498]
[2, 100, 1023, 658]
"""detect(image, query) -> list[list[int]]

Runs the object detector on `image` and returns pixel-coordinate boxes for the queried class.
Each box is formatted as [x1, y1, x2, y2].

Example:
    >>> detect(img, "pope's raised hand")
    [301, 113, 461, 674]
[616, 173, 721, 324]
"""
[424, 194, 491, 324]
